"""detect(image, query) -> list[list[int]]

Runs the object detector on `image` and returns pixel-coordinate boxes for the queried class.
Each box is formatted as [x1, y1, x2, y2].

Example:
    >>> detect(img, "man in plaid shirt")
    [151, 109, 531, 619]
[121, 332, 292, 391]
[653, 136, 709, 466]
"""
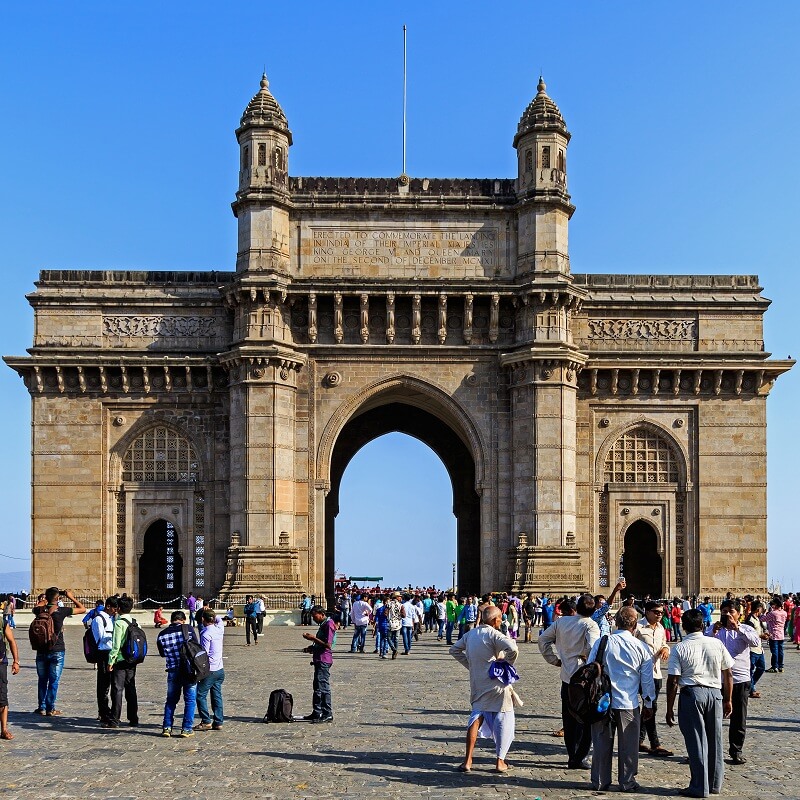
[156, 610, 199, 737]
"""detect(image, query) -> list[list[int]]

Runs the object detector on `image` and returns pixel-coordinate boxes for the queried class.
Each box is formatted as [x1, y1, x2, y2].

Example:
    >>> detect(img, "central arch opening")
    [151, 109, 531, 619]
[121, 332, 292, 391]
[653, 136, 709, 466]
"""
[622, 519, 662, 600]
[326, 402, 481, 600]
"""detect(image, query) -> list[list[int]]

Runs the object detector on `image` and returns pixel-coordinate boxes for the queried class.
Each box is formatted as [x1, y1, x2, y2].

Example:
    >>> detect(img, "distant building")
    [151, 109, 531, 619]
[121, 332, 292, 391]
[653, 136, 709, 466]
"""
[4, 74, 792, 603]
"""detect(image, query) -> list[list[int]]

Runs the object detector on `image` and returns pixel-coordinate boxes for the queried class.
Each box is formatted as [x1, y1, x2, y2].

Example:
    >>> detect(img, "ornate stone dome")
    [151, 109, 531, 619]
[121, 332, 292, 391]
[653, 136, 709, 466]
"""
[239, 73, 292, 142]
[514, 77, 569, 147]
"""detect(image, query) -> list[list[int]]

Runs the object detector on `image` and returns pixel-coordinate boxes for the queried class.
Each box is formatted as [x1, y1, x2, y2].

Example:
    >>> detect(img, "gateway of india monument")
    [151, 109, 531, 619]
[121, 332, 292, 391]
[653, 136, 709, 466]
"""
[4, 73, 793, 604]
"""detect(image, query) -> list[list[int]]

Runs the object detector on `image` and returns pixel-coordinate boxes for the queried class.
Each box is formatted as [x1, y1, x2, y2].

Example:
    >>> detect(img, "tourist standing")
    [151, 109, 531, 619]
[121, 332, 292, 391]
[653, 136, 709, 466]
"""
[763, 597, 787, 672]
[665, 608, 734, 798]
[743, 601, 768, 697]
[1, 610, 20, 740]
[697, 597, 714, 629]
[450, 605, 520, 773]
[157, 610, 199, 737]
[350, 595, 371, 654]
[91, 595, 117, 726]
[635, 601, 673, 756]
[244, 595, 259, 646]
[194, 608, 225, 731]
[538, 595, 600, 769]
[589, 607, 656, 793]
[299, 594, 312, 626]
[256, 595, 266, 635]
[436, 595, 447, 640]
[31, 587, 87, 716]
[591, 580, 625, 637]
[445, 593, 457, 645]
[373, 595, 393, 658]
[302, 605, 335, 722]
[186, 592, 197, 627]
[106, 595, 141, 728]
[522, 593, 535, 643]
[401, 594, 417, 654]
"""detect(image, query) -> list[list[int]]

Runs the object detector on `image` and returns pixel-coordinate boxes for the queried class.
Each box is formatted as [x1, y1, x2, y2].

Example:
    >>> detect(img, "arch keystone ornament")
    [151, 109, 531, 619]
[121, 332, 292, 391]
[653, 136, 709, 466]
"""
[3, 71, 792, 601]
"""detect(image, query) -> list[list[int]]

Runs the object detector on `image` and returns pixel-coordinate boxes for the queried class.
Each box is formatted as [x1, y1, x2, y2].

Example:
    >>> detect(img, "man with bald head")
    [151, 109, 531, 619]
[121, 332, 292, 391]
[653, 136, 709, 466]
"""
[450, 604, 520, 773]
[586, 605, 656, 793]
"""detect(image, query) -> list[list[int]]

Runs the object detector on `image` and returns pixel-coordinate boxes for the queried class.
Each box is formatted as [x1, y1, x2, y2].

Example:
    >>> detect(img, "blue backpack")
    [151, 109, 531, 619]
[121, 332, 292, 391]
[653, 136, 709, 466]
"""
[119, 618, 148, 664]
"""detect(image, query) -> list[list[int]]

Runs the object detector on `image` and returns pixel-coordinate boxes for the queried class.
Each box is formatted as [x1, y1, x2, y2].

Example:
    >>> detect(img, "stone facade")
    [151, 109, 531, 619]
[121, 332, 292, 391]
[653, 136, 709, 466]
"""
[4, 75, 793, 603]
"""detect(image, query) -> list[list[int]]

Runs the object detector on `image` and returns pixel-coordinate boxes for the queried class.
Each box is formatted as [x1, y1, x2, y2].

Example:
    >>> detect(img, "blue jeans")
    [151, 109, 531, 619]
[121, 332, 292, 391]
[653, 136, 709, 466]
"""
[35, 650, 65, 712]
[445, 621, 454, 644]
[437, 619, 445, 638]
[163, 668, 197, 731]
[312, 662, 332, 718]
[196, 668, 225, 726]
[383, 629, 398, 656]
[750, 651, 766, 693]
[3, 615, 15, 629]
[401, 626, 413, 653]
[350, 625, 367, 652]
[769, 639, 784, 670]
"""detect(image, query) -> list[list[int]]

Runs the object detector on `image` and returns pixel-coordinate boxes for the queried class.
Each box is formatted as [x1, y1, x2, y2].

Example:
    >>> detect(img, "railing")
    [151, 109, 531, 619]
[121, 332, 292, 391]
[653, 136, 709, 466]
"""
[14, 593, 325, 611]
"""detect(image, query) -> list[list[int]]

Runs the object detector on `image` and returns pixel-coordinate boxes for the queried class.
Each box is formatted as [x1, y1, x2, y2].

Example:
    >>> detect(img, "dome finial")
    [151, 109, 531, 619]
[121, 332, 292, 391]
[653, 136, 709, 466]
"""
[537, 75, 546, 95]
[260, 71, 269, 90]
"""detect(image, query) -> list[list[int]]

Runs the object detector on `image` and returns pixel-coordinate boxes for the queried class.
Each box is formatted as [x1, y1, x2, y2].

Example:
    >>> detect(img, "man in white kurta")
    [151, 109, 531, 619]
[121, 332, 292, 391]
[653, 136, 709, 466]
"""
[449, 605, 520, 773]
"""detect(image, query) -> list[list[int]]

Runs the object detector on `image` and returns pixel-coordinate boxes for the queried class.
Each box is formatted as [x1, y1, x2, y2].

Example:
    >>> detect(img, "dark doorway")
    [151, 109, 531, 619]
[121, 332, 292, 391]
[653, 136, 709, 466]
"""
[326, 402, 480, 602]
[139, 519, 182, 604]
[621, 520, 662, 600]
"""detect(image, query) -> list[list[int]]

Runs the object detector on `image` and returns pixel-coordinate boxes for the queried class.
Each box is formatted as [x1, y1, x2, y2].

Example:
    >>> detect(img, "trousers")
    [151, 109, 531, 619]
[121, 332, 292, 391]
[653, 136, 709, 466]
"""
[591, 707, 641, 791]
[639, 677, 662, 747]
[678, 685, 724, 797]
[728, 681, 749, 757]
[312, 662, 332, 718]
[560, 681, 592, 765]
[111, 664, 138, 724]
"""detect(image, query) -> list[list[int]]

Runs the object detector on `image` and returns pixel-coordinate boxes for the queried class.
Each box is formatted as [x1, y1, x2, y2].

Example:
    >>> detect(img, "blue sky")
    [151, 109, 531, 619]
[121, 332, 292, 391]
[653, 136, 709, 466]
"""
[0, 3, 798, 591]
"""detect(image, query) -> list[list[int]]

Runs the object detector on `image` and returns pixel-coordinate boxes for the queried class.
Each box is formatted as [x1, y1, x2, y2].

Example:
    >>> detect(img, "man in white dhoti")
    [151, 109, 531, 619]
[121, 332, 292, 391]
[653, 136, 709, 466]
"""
[449, 605, 521, 773]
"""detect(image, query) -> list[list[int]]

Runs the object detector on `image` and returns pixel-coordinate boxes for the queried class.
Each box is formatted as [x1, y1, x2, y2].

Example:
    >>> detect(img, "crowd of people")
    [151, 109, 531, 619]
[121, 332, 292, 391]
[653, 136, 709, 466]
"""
[0, 582, 797, 796]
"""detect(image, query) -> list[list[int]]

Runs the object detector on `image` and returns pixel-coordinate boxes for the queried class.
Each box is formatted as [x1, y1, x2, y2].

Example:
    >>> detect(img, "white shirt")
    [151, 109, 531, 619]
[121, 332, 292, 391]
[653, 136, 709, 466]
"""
[436, 601, 447, 620]
[351, 600, 371, 627]
[91, 610, 114, 651]
[538, 614, 600, 683]
[589, 629, 656, 710]
[256, 598, 265, 613]
[636, 619, 667, 679]
[667, 631, 734, 689]
[401, 600, 421, 627]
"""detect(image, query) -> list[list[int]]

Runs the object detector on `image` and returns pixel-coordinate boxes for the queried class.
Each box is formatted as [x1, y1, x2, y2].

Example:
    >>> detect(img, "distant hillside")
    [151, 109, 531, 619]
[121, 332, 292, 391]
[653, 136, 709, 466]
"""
[0, 571, 30, 593]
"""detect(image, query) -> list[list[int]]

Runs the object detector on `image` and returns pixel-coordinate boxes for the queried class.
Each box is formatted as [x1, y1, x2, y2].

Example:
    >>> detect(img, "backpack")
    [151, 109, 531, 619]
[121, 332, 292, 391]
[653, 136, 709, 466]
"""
[29, 607, 56, 651]
[566, 635, 612, 725]
[119, 617, 148, 665]
[263, 689, 294, 723]
[82, 612, 112, 664]
[179, 624, 210, 683]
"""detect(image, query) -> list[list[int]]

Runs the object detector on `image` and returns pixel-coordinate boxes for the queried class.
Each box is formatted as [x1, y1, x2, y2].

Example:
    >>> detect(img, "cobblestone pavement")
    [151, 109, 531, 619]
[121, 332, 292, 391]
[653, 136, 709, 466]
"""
[1, 620, 798, 800]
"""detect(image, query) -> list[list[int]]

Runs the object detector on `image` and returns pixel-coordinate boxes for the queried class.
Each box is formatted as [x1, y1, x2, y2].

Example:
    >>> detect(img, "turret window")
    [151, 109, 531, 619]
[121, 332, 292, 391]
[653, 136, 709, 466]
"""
[558, 149, 565, 172]
[541, 146, 551, 169]
[257, 143, 267, 167]
[524, 149, 532, 172]
[242, 146, 249, 169]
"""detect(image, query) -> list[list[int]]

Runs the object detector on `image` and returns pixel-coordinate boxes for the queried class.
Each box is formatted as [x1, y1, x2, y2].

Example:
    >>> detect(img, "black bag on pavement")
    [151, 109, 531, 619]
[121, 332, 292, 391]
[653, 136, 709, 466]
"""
[263, 689, 294, 723]
[180, 624, 210, 683]
[566, 634, 612, 725]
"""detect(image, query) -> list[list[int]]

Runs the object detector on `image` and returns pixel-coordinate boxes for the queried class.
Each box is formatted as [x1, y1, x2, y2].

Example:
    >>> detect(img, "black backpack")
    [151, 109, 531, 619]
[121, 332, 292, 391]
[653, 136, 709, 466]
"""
[566, 635, 612, 725]
[82, 612, 112, 664]
[119, 617, 148, 665]
[263, 689, 294, 723]
[180, 624, 211, 683]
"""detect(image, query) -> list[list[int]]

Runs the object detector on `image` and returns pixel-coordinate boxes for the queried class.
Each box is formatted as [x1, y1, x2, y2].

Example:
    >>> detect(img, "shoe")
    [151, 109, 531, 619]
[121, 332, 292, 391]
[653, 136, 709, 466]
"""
[161, 727, 172, 737]
[456, 763, 471, 773]
[402, 650, 409, 655]
[0, 730, 13, 740]
[128, 720, 139, 727]
[33, 708, 46, 716]
[46, 710, 62, 717]
[650, 746, 674, 757]
[778, 667, 783, 672]
[639, 742, 651, 753]
[765, 667, 777, 672]
[677, 790, 704, 798]
[620, 784, 640, 794]
[311, 715, 333, 723]
[730, 753, 747, 764]
[211, 724, 224, 731]
[101, 720, 119, 729]
[749, 691, 761, 698]
[591, 785, 611, 792]
[391, 650, 397, 659]
[179, 729, 195, 738]
[302, 713, 320, 721]
[193, 723, 213, 731]
[379, 654, 386, 659]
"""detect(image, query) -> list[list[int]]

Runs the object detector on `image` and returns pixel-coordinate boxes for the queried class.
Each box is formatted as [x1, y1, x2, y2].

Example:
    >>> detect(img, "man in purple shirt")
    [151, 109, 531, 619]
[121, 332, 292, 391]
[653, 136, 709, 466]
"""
[301, 605, 335, 723]
[707, 599, 761, 765]
[194, 609, 225, 731]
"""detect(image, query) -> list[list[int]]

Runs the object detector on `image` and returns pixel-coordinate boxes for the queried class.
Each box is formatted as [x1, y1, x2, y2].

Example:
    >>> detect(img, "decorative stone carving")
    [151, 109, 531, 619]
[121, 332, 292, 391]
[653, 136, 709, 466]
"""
[360, 294, 369, 344]
[465, 373, 478, 387]
[103, 316, 216, 338]
[489, 293, 500, 343]
[333, 293, 343, 344]
[437, 293, 447, 344]
[411, 294, 421, 345]
[307, 293, 317, 344]
[324, 371, 342, 387]
[587, 319, 695, 341]
[463, 294, 473, 344]
[599, 417, 610, 427]
[112, 415, 126, 426]
[386, 293, 395, 344]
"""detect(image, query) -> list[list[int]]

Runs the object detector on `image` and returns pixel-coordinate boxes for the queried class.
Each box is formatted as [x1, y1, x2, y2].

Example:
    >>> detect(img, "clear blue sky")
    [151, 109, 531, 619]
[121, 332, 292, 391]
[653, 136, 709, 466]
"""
[1, 3, 798, 591]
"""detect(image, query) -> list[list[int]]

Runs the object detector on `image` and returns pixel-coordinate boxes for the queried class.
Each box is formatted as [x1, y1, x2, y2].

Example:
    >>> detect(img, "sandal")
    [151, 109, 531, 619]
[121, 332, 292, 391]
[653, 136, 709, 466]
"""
[650, 746, 674, 757]
[457, 764, 471, 773]
[0, 729, 13, 740]
[46, 710, 62, 717]
[551, 728, 564, 737]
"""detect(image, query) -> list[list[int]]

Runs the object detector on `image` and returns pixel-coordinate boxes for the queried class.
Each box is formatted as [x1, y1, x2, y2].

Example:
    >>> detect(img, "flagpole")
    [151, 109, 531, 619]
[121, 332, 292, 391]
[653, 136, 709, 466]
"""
[402, 24, 407, 175]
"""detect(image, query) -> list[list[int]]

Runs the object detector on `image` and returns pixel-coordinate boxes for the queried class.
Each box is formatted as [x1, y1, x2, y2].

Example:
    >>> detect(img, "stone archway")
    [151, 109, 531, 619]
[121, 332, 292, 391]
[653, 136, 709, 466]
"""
[325, 402, 480, 600]
[138, 519, 183, 604]
[621, 519, 662, 600]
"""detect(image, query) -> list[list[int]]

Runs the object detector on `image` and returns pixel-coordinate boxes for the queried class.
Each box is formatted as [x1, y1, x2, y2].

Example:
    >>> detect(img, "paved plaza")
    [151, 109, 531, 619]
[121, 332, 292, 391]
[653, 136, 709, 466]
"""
[1, 619, 798, 800]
